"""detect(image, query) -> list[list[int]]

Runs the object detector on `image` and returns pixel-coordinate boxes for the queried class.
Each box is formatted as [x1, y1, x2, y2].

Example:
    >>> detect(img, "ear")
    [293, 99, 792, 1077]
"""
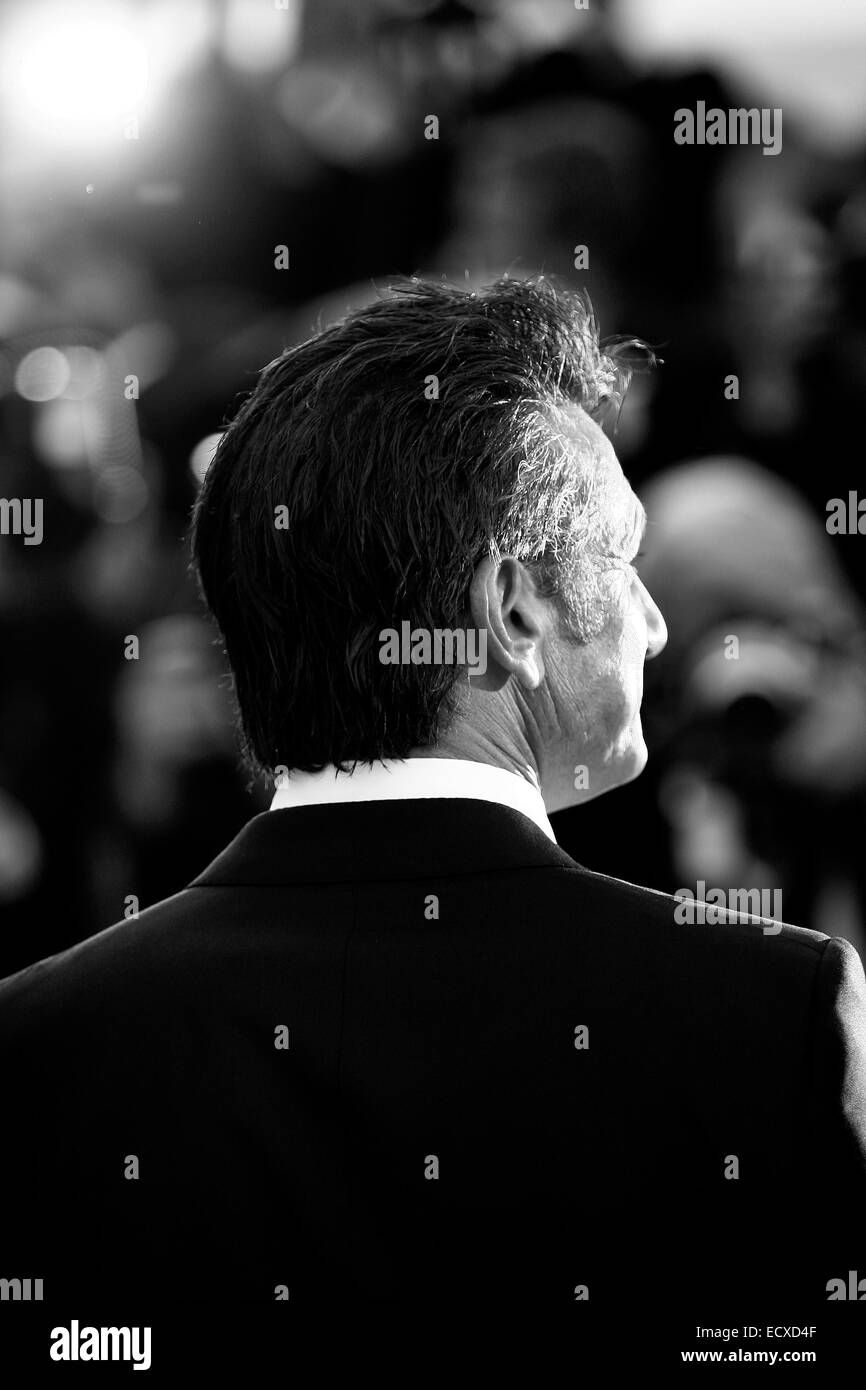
[467, 555, 551, 691]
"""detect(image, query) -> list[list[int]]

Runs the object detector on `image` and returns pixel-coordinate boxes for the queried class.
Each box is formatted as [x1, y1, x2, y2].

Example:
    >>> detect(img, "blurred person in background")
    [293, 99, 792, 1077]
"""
[0, 442, 115, 975]
[638, 457, 866, 957]
[107, 615, 265, 909]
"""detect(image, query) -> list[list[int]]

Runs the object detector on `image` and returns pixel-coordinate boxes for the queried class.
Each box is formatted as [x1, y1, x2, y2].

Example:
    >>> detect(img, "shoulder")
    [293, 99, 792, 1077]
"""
[537, 859, 844, 1033]
[545, 858, 829, 957]
[0, 890, 199, 1037]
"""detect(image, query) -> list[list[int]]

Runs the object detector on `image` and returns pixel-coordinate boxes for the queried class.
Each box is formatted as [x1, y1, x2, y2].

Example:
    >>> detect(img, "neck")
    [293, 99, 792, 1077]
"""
[408, 712, 544, 797]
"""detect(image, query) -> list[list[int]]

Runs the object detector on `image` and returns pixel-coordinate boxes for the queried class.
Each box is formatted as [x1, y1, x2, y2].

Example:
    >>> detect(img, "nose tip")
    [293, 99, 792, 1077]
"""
[645, 595, 668, 660]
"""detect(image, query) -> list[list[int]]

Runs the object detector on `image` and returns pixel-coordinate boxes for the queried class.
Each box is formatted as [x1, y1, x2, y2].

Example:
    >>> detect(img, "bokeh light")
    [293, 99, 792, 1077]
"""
[14, 346, 70, 402]
[189, 432, 223, 484]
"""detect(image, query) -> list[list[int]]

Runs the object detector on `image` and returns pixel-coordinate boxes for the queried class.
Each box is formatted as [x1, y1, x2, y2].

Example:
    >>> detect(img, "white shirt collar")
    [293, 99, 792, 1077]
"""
[269, 757, 557, 843]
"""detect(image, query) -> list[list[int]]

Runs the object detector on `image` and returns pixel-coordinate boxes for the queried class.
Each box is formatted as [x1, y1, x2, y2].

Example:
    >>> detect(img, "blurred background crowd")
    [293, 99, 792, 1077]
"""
[2, 0, 866, 974]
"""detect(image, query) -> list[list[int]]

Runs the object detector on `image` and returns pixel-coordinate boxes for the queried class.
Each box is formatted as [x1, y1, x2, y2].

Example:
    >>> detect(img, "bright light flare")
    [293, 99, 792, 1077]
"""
[1, 4, 149, 147]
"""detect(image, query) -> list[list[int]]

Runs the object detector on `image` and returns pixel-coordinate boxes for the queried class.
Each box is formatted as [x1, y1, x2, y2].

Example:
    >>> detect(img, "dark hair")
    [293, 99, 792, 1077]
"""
[191, 275, 649, 776]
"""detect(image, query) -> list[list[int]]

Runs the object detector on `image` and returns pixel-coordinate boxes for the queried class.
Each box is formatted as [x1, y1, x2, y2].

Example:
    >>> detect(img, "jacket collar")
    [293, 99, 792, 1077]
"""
[189, 798, 580, 888]
[269, 757, 557, 843]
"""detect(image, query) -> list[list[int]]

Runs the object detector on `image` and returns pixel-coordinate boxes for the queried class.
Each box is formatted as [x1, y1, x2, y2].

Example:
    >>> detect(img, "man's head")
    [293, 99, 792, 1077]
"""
[191, 275, 666, 811]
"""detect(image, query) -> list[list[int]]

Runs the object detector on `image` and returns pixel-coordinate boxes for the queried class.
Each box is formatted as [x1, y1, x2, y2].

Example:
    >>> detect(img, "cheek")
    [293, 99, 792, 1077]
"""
[553, 579, 641, 740]
[597, 613, 646, 734]
[579, 638, 634, 744]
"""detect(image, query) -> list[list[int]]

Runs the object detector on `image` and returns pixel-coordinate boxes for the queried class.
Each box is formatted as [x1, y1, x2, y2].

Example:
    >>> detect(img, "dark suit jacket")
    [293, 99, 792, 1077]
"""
[2, 798, 866, 1322]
